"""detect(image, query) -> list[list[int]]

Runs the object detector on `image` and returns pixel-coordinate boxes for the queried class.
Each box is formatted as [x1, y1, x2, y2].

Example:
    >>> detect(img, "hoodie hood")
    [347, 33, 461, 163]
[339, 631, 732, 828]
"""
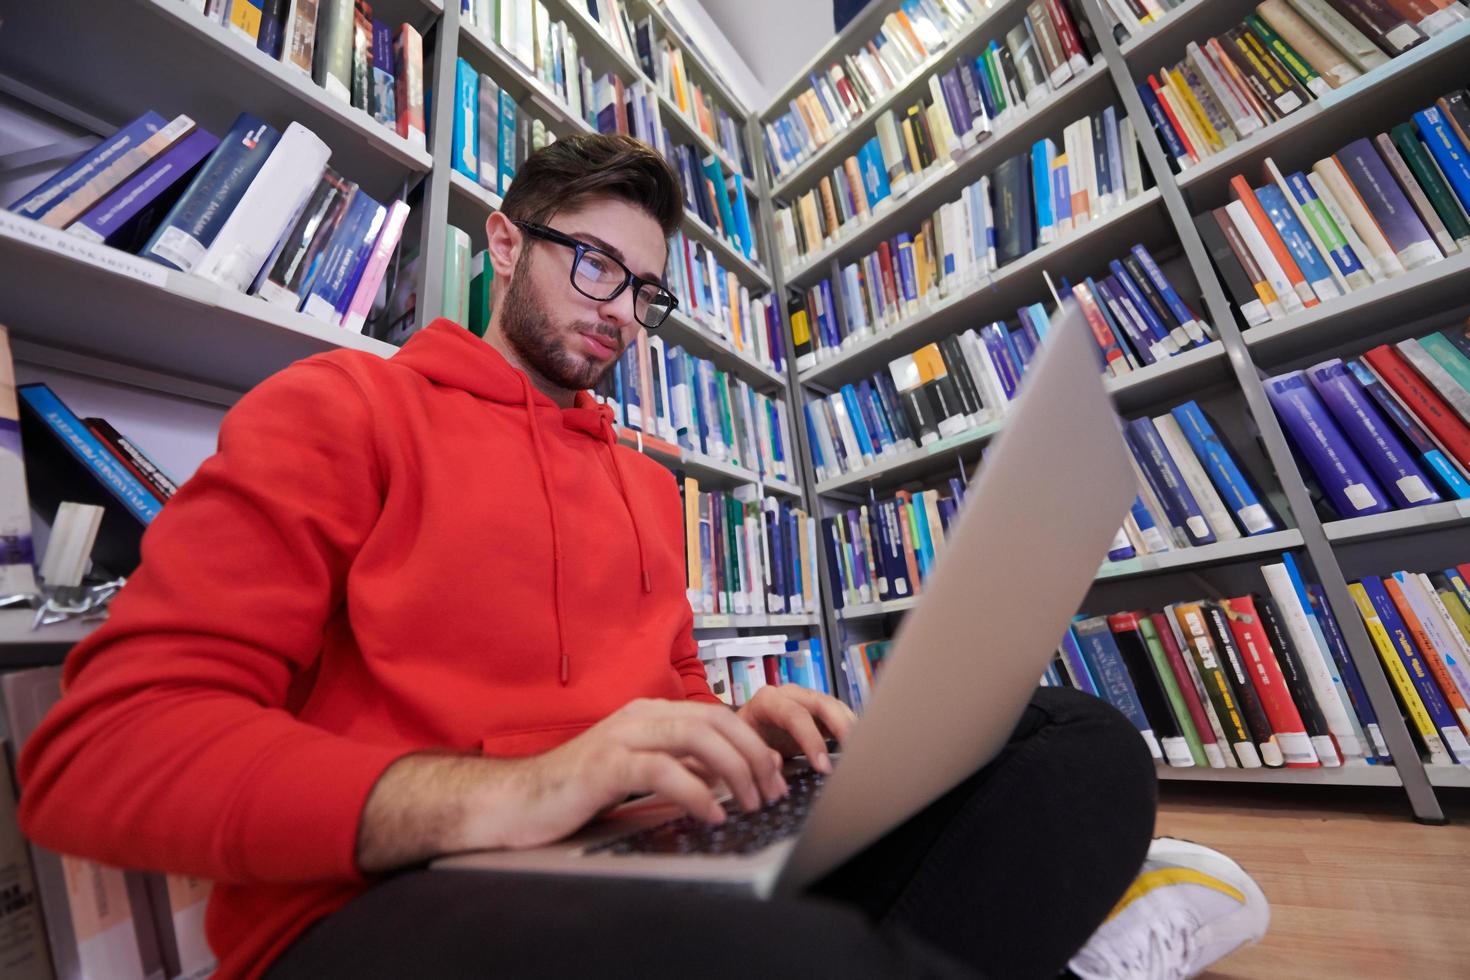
[392, 319, 654, 684]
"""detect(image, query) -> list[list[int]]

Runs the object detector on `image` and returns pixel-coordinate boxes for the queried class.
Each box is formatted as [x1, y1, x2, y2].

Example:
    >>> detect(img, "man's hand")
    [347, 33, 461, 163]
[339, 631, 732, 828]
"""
[736, 685, 858, 774]
[356, 698, 789, 873]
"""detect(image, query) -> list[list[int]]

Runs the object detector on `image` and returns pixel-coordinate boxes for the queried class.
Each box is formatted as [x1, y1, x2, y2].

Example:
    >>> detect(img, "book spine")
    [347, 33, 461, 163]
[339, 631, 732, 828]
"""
[1265, 370, 1392, 516]
[1176, 602, 1261, 766]
[1363, 344, 1470, 469]
[19, 386, 162, 523]
[1225, 595, 1320, 766]
[1205, 601, 1284, 765]
[1345, 358, 1470, 499]
[1150, 611, 1226, 766]
[1307, 583, 1391, 761]
[1073, 616, 1164, 759]
[1125, 416, 1216, 546]
[1256, 594, 1341, 764]
[1170, 401, 1278, 534]
[1347, 581, 1451, 764]
[1336, 139, 1443, 270]
[1284, 170, 1373, 287]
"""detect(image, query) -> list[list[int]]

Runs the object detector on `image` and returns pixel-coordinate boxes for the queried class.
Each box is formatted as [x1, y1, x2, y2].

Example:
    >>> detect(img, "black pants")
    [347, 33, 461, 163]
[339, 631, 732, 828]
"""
[267, 688, 1157, 980]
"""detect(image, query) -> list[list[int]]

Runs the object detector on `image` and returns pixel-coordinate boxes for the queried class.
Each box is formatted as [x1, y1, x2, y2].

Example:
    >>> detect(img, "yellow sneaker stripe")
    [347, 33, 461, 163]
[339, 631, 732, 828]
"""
[1106, 867, 1246, 920]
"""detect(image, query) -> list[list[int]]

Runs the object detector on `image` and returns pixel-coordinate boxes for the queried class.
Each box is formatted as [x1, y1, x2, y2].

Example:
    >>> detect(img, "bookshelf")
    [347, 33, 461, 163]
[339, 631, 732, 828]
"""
[760, 0, 1470, 823]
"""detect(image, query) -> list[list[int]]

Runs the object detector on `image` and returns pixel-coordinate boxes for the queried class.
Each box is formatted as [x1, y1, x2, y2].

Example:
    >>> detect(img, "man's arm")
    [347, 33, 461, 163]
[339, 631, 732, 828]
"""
[18, 360, 408, 885]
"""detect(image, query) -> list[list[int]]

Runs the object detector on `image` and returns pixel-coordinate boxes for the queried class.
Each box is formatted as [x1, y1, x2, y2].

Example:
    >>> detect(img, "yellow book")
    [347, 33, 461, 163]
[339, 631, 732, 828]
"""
[226, 0, 263, 42]
[925, 102, 952, 161]
[671, 48, 690, 114]
[726, 272, 743, 350]
[902, 109, 924, 176]
[912, 229, 930, 299]
[1167, 68, 1224, 154]
[1347, 583, 1451, 764]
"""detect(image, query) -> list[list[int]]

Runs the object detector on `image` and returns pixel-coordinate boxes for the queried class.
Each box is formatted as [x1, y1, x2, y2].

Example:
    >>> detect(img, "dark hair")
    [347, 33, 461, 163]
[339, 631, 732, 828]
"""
[500, 133, 684, 239]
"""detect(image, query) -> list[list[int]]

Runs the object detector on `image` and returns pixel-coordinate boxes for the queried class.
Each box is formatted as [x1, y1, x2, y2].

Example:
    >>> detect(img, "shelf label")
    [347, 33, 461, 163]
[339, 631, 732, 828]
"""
[1, 211, 167, 288]
[1098, 558, 1144, 578]
[698, 615, 732, 628]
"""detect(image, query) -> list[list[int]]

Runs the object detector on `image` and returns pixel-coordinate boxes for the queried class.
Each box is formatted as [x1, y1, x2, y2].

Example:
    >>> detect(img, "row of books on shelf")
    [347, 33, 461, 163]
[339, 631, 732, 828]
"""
[590, 337, 798, 483]
[2, 669, 216, 980]
[1093, 0, 1189, 39]
[1266, 338, 1470, 518]
[451, 59, 553, 196]
[765, 0, 1106, 182]
[666, 146, 761, 265]
[680, 483, 819, 617]
[196, 0, 426, 148]
[1136, 1, 1467, 175]
[699, 636, 832, 706]
[6, 111, 411, 335]
[1200, 97, 1470, 331]
[1045, 555, 1470, 770]
[626, 11, 753, 174]
[664, 230, 787, 373]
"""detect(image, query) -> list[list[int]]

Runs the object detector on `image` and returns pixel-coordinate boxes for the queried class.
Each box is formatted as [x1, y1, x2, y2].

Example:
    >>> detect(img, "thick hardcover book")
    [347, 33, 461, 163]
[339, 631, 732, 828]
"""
[1345, 358, 1470, 499]
[1204, 601, 1284, 766]
[69, 128, 219, 252]
[992, 153, 1034, 266]
[18, 385, 159, 574]
[9, 111, 167, 222]
[1256, 594, 1340, 764]
[141, 113, 280, 273]
[1307, 583, 1392, 761]
[1225, 595, 1321, 766]
[1307, 358, 1441, 508]
[1331, 0, 1427, 52]
[1170, 401, 1278, 534]
[370, 19, 398, 125]
[1390, 122, 1470, 245]
[1174, 602, 1261, 766]
[1231, 176, 1317, 308]
[40, 114, 196, 231]
[1400, 337, 1470, 424]
[394, 24, 426, 149]
[1145, 612, 1221, 767]
[1224, 25, 1311, 114]
[1265, 371, 1391, 517]
[1107, 260, 1173, 350]
[1286, 0, 1392, 71]
[312, 0, 354, 100]
[1057, 627, 1100, 696]
[1415, 106, 1470, 214]
[1073, 615, 1163, 759]
[1253, 2, 1349, 91]
[1363, 343, 1470, 469]
[1109, 612, 1194, 766]
[1125, 416, 1216, 545]
[1374, 132, 1460, 255]
[1336, 138, 1443, 270]
[1194, 211, 1274, 325]
[1256, 183, 1342, 302]
[255, 170, 353, 307]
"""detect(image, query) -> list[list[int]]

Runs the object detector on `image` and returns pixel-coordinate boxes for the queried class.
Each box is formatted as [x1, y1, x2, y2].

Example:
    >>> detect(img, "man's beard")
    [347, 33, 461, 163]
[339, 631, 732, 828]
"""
[499, 260, 624, 392]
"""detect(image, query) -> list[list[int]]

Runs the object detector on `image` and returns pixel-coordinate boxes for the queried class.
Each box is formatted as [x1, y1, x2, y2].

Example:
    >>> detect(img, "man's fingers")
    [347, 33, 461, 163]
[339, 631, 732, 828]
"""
[778, 686, 858, 746]
[769, 698, 833, 773]
[618, 705, 783, 807]
[627, 751, 725, 825]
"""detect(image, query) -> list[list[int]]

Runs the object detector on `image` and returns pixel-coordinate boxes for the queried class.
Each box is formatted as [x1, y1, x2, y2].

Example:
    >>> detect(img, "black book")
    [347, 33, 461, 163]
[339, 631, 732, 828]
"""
[937, 336, 983, 416]
[888, 360, 940, 444]
[820, 517, 846, 610]
[872, 370, 915, 445]
[992, 153, 1034, 266]
[994, 42, 1026, 111]
[1254, 594, 1334, 748]
[1193, 211, 1270, 328]
[1090, 112, 1114, 203]
[1204, 601, 1282, 766]
[1120, 252, 1180, 334]
[1109, 615, 1185, 745]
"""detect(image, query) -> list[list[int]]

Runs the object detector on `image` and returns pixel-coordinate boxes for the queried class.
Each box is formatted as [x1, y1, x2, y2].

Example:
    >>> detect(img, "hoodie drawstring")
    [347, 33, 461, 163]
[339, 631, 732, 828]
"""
[520, 376, 571, 685]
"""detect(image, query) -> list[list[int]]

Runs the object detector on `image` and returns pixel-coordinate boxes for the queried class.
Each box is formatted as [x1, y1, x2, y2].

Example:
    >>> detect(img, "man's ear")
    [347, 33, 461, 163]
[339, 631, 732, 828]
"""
[486, 212, 521, 279]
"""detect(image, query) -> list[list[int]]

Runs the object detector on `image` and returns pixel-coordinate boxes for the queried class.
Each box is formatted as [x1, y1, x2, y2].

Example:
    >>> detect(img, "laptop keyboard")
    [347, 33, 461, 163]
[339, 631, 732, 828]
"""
[587, 769, 826, 857]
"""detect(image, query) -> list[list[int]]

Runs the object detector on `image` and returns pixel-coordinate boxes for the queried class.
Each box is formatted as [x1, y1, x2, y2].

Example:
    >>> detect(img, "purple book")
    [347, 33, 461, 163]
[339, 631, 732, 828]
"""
[939, 67, 971, 140]
[1095, 275, 1157, 367]
[1264, 371, 1391, 518]
[1335, 138, 1443, 271]
[68, 128, 220, 252]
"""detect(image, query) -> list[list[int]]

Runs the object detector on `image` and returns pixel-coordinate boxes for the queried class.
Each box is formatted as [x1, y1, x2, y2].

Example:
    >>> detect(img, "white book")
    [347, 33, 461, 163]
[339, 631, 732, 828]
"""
[1416, 573, 1470, 711]
[196, 122, 330, 292]
[1286, 0, 1391, 72]
[1120, 119, 1143, 201]
[1153, 415, 1241, 542]
[1398, 573, 1470, 735]
[1306, 169, 1389, 282]
[1315, 157, 1408, 279]
[1126, 449, 1183, 550]
[647, 335, 675, 443]
[1224, 199, 1305, 315]
[977, 175, 998, 269]
[961, 328, 1009, 420]
[1265, 157, 1351, 296]
[1261, 563, 1366, 763]
[1162, 606, 1234, 768]
[1399, 338, 1470, 425]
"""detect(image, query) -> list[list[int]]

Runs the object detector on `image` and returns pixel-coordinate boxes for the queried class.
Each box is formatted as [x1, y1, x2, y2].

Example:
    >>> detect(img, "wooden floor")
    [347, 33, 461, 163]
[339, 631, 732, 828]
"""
[1155, 783, 1470, 979]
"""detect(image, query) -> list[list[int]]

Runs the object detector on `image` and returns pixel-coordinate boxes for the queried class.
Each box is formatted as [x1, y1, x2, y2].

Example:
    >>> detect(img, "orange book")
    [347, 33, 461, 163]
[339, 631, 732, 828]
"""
[1383, 576, 1470, 730]
[891, 10, 930, 60]
[892, 491, 924, 594]
[1229, 174, 1318, 309]
[726, 271, 743, 349]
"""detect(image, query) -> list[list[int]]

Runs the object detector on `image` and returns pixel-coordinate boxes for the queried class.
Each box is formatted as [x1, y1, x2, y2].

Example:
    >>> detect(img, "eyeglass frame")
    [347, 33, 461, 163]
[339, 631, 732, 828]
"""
[513, 220, 679, 329]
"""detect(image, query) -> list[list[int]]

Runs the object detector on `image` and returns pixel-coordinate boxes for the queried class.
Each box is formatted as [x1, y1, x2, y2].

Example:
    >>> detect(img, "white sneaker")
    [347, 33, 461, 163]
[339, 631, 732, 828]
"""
[1068, 837, 1270, 980]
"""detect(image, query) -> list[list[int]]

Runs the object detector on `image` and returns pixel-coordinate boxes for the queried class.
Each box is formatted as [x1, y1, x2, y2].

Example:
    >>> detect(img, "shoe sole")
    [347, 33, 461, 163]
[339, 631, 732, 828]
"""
[1149, 836, 1271, 946]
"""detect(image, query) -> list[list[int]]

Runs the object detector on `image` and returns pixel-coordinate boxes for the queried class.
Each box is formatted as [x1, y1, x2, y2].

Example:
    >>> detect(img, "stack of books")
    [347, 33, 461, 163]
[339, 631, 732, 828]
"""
[820, 478, 968, 609]
[1266, 338, 1470, 519]
[9, 110, 411, 335]
[199, 1, 426, 148]
[592, 342, 799, 483]
[666, 149, 762, 264]
[700, 636, 831, 705]
[666, 230, 787, 372]
[1057, 555, 1391, 769]
[681, 481, 820, 619]
[1135, 2, 1468, 174]
[1200, 95, 1470, 330]
[843, 639, 892, 710]
[628, 15, 753, 173]
[452, 59, 555, 198]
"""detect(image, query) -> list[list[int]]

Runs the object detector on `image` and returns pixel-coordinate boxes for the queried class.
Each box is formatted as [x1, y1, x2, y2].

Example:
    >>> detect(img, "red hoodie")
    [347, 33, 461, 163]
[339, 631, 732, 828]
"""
[18, 320, 718, 978]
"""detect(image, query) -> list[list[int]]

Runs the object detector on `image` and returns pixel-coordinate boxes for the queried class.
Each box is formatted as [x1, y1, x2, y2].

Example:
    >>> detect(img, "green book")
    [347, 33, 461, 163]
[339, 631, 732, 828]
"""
[442, 225, 472, 326]
[467, 250, 493, 338]
[715, 372, 737, 466]
[1244, 14, 1323, 97]
[981, 48, 1009, 117]
[1390, 122, 1470, 246]
[1138, 615, 1208, 768]
[725, 495, 743, 612]
[1419, 334, 1470, 395]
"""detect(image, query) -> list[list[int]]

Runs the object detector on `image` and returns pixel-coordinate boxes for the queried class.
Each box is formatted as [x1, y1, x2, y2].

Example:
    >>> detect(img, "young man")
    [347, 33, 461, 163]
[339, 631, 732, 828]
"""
[18, 134, 1263, 979]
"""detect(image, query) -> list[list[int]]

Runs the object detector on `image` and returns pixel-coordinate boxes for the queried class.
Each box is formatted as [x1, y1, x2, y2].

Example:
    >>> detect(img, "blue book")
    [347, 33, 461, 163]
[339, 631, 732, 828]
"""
[730, 173, 756, 260]
[1015, 307, 1043, 350]
[1057, 627, 1101, 697]
[909, 492, 937, 578]
[1072, 616, 1159, 755]
[1128, 497, 1171, 553]
[1030, 141, 1053, 239]
[701, 156, 738, 247]
[18, 384, 162, 525]
[858, 380, 895, 451]
[1255, 184, 1338, 303]
[302, 190, 384, 321]
[972, 58, 1000, 120]
[807, 637, 830, 695]
[1265, 372, 1391, 518]
[1306, 360, 1441, 510]
[1345, 359, 1470, 500]
[783, 639, 811, 688]
[1094, 276, 1155, 367]
[1026, 303, 1053, 339]
[894, 234, 919, 303]
[451, 59, 478, 179]
[1414, 107, 1470, 214]
[1107, 260, 1168, 350]
[1137, 82, 1187, 165]
[1170, 401, 1280, 536]
[1307, 584, 1389, 764]
[880, 499, 913, 599]
[1051, 157, 1072, 231]
[858, 138, 891, 209]
[980, 324, 1019, 399]
[1103, 106, 1124, 198]
[840, 385, 876, 458]
[1125, 416, 1217, 546]
[819, 517, 846, 611]
[141, 113, 280, 273]
[10, 111, 168, 221]
[1358, 575, 1464, 763]
[1129, 244, 1203, 343]
[498, 89, 518, 196]
[1284, 172, 1369, 283]
[819, 279, 842, 350]
[1010, 324, 1037, 370]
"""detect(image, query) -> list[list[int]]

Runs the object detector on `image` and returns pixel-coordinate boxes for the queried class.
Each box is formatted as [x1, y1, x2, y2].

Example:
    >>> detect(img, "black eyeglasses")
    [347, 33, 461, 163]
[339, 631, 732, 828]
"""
[514, 221, 679, 330]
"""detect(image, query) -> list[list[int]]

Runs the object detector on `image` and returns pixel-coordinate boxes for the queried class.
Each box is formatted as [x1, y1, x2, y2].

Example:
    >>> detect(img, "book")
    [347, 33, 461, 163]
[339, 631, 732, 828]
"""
[301, 188, 386, 323]
[38, 115, 197, 231]
[0, 329, 36, 596]
[1170, 401, 1279, 534]
[1363, 343, 1470, 470]
[1173, 601, 1261, 767]
[68, 128, 221, 253]
[1074, 615, 1164, 760]
[1348, 580, 1454, 763]
[342, 199, 410, 333]
[9, 111, 169, 223]
[313, 0, 355, 101]
[452, 58, 479, 180]
[282, 0, 319, 75]
[1225, 594, 1322, 766]
[1336, 138, 1444, 270]
[394, 24, 427, 150]
[1266, 371, 1392, 517]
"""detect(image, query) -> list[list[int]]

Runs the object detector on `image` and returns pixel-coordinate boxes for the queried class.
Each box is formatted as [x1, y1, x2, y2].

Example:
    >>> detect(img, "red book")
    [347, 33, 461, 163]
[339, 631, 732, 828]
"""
[1148, 74, 1198, 163]
[763, 655, 783, 687]
[1045, 0, 1086, 64]
[1071, 281, 1128, 377]
[1148, 612, 1222, 765]
[892, 492, 924, 593]
[1363, 344, 1470, 469]
[1224, 596, 1321, 767]
[876, 241, 900, 312]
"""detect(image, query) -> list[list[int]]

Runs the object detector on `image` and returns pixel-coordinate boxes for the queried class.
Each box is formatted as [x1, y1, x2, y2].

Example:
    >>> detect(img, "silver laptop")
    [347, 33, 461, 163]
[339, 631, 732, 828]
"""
[434, 303, 1136, 897]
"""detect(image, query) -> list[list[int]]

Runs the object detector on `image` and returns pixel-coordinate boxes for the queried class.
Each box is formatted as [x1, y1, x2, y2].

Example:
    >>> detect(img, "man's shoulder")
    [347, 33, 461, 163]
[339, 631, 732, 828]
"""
[609, 441, 679, 494]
